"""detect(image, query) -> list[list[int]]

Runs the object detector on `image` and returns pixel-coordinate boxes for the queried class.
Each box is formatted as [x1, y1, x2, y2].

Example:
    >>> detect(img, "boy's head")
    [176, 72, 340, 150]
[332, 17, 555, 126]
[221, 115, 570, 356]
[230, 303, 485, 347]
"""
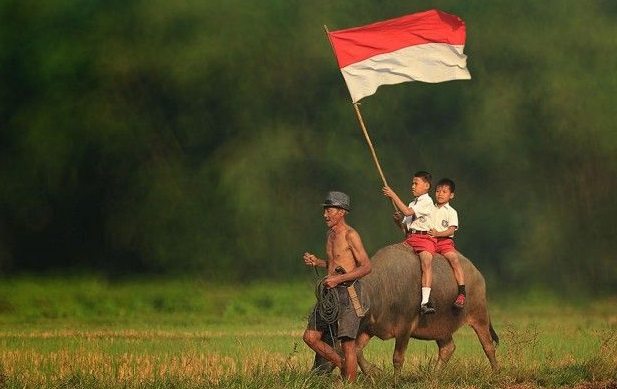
[411, 171, 432, 197]
[435, 178, 455, 205]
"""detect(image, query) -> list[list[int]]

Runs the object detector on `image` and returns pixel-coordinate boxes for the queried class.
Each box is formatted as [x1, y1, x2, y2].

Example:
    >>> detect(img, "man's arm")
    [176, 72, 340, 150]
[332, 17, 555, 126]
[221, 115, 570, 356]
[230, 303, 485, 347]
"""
[303, 252, 328, 267]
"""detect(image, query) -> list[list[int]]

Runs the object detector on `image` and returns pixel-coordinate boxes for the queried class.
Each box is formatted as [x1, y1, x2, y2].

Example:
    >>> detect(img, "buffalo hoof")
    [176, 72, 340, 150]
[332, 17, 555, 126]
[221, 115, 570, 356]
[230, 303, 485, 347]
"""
[359, 362, 382, 377]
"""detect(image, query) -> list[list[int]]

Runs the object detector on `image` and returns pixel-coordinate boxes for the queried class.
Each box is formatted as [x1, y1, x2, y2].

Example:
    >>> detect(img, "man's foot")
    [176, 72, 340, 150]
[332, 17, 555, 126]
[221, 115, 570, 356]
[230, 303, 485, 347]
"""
[420, 303, 436, 315]
[453, 294, 466, 309]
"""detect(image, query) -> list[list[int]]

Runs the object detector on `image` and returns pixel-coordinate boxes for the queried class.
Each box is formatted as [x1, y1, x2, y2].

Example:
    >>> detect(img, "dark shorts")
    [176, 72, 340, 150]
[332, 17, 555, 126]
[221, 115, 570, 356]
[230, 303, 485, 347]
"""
[306, 281, 363, 340]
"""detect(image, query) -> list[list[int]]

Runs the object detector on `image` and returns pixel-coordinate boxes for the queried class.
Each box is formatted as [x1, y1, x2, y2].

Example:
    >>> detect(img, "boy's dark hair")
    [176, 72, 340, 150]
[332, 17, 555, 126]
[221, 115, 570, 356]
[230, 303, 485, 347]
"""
[413, 171, 432, 185]
[436, 178, 456, 192]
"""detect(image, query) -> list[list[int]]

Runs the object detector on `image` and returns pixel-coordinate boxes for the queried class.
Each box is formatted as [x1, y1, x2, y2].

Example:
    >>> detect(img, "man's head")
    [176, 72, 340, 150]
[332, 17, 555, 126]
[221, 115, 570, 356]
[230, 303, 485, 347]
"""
[321, 191, 351, 212]
[411, 171, 432, 198]
[435, 178, 455, 205]
[322, 191, 350, 228]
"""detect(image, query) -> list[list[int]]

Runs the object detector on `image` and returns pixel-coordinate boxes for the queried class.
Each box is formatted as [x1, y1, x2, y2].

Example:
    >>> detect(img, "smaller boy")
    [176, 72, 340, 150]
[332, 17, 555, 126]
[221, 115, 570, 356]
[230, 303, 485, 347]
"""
[428, 178, 466, 308]
[383, 171, 437, 315]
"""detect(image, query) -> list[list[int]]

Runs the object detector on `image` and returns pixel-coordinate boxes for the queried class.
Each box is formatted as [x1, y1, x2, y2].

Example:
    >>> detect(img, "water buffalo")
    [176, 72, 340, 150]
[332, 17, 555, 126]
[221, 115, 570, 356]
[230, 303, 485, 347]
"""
[312, 243, 499, 378]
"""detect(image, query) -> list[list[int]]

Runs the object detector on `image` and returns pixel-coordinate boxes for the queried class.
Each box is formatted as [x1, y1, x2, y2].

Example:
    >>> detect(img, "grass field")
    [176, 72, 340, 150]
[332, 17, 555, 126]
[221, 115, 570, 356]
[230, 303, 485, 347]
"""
[0, 277, 616, 388]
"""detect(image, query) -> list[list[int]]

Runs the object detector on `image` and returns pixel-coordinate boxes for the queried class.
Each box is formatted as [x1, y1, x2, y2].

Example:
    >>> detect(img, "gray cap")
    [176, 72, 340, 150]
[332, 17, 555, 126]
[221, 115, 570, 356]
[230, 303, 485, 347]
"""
[322, 191, 351, 211]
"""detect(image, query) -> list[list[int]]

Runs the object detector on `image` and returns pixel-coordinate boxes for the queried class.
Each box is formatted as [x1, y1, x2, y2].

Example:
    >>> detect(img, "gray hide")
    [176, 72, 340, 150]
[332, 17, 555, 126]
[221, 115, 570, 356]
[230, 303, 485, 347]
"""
[312, 243, 499, 377]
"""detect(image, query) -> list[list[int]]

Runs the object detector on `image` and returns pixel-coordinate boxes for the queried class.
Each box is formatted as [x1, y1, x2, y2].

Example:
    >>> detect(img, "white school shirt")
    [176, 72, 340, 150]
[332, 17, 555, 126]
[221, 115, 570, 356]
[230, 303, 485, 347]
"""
[432, 202, 459, 237]
[402, 193, 435, 231]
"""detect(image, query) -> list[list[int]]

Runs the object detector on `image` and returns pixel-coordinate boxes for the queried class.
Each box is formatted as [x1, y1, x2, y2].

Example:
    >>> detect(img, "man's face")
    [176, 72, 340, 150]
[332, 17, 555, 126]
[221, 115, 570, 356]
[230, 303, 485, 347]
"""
[323, 207, 344, 228]
[411, 177, 430, 197]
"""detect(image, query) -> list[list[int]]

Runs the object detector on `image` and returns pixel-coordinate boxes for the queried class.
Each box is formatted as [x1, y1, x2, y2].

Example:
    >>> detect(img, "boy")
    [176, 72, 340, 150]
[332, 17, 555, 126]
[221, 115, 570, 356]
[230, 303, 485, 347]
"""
[303, 191, 372, 382]
[428, 178, 466, 308]
[382, 171, 437, 315]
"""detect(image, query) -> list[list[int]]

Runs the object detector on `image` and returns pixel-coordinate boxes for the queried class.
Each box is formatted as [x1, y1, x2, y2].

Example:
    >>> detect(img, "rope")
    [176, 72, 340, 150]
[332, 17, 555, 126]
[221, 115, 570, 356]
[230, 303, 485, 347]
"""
[315, 281, 340, 324]
[307, 267, 337, 347]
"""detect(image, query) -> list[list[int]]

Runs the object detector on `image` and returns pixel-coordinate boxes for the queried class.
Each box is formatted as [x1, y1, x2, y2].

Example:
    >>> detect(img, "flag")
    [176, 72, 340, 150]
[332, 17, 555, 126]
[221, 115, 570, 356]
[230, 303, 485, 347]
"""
[327, 9, 471, 103]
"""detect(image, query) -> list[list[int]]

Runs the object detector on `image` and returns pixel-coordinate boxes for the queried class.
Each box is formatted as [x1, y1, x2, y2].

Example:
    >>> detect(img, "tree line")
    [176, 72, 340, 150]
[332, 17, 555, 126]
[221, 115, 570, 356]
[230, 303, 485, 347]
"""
[1, 0, 616, 294]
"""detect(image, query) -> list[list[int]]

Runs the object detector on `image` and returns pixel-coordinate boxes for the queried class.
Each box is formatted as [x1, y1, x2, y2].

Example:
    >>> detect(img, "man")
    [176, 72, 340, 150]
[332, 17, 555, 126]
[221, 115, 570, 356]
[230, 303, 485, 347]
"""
[302, 191, 372, 382]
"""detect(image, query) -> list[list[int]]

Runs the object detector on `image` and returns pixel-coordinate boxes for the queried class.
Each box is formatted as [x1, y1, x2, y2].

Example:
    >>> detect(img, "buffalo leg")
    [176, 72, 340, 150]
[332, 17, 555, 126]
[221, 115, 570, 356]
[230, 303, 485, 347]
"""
[356, 331, 379, 376]
[470, 321, 499, 371]
[393, 334, 411, 385]
[435, 337, 456, 370]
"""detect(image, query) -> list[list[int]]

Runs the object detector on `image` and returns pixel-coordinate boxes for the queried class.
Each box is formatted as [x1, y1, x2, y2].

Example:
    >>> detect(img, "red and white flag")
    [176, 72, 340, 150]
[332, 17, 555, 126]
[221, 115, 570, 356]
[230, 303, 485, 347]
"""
[327, 9, 471, 103]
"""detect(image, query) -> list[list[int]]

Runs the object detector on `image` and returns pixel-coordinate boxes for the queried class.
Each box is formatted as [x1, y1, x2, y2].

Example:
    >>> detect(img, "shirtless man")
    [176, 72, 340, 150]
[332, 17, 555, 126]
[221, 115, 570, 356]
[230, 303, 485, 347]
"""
[302, 191, 372, 382]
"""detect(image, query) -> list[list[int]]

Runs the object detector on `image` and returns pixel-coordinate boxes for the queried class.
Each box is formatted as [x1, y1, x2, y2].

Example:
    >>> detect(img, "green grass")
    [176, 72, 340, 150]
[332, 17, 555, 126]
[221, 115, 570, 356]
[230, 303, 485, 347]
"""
[0, 276, 616, 388]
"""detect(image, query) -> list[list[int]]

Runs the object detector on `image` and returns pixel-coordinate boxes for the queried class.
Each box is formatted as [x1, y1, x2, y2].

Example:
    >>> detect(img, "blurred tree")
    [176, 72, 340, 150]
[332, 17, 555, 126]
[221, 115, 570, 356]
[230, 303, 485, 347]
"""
[0, 0, 615, 294]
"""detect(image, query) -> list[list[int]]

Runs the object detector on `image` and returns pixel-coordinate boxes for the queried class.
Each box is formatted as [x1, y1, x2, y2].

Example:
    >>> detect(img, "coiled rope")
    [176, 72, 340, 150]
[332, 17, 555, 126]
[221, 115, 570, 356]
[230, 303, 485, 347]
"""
[315, 281, 340, 324]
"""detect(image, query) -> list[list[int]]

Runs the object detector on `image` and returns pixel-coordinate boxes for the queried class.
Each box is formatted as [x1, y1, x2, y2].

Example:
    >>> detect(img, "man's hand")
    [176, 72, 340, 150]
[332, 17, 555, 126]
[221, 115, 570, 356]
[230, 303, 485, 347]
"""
[323, 275, 341, 289]
[303, 252, 318, 266]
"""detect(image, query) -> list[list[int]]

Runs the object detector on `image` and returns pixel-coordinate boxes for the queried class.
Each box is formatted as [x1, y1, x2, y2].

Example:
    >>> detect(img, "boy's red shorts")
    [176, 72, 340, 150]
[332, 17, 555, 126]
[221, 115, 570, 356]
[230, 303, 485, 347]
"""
[404, 234, 436, 255]
[435, 237, 456, 254]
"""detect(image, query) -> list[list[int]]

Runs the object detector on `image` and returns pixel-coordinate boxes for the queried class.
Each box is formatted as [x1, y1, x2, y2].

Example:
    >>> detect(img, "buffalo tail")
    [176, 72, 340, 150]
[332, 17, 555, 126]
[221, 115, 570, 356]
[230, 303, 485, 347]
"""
[489, 322, 500, 347]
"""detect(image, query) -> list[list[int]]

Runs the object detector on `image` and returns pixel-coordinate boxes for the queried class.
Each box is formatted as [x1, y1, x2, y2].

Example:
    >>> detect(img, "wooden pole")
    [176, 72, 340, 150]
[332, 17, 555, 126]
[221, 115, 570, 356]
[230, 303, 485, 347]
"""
[352, 103, 388, 187]
[324, 25, 398, 212]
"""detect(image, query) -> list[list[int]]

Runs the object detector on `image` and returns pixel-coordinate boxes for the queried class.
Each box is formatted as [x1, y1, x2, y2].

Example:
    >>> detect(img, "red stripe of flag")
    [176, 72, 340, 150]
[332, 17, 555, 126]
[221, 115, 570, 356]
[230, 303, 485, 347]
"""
[329, 10, 467, 69]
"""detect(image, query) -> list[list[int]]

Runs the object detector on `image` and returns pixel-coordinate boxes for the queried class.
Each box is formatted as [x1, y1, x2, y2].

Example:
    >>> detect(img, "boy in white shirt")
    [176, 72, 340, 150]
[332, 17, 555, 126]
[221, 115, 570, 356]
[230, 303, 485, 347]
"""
[429, 178, 466, 308]
[383, 171, 437, 315]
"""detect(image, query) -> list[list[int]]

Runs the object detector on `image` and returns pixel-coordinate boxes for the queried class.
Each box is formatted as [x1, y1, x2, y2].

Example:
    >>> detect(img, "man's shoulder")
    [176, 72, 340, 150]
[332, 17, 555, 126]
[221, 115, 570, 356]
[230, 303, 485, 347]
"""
[344, 226, 360, 239]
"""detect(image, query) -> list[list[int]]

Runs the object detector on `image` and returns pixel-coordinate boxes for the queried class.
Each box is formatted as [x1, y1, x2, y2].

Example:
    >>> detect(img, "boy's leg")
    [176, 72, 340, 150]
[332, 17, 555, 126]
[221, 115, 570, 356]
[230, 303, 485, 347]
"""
[443, 251, 465, 286]
[418, 251, 436, 314]
[419, 250, 433, 289]
[443, 251, 466, 308]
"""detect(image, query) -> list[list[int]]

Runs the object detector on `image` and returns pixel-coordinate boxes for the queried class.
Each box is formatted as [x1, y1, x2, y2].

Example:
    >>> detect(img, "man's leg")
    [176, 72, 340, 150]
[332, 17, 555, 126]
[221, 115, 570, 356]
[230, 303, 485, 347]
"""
[341, 338, 357, 382]
[303, 329, 342, 370]
[311, 331, 338, 374]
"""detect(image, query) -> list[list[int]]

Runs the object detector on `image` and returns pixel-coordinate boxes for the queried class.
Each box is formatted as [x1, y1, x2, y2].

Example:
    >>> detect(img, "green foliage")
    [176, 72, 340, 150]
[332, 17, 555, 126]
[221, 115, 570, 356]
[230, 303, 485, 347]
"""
[1, 0, 616, 292]
[0, 276, 316, 327]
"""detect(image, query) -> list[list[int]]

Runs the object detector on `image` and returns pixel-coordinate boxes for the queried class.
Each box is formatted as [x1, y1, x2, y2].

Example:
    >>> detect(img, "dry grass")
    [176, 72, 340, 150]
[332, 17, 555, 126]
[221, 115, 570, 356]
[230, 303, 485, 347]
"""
[0, 325, 615, 388]
[0, 279, 615, 388]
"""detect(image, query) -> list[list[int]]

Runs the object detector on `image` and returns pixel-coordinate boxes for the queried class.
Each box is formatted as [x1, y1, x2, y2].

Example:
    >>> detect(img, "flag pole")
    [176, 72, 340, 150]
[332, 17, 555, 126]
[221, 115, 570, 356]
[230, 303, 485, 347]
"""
[351, 102, 389, 187]
[324, 25, 398, 213]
